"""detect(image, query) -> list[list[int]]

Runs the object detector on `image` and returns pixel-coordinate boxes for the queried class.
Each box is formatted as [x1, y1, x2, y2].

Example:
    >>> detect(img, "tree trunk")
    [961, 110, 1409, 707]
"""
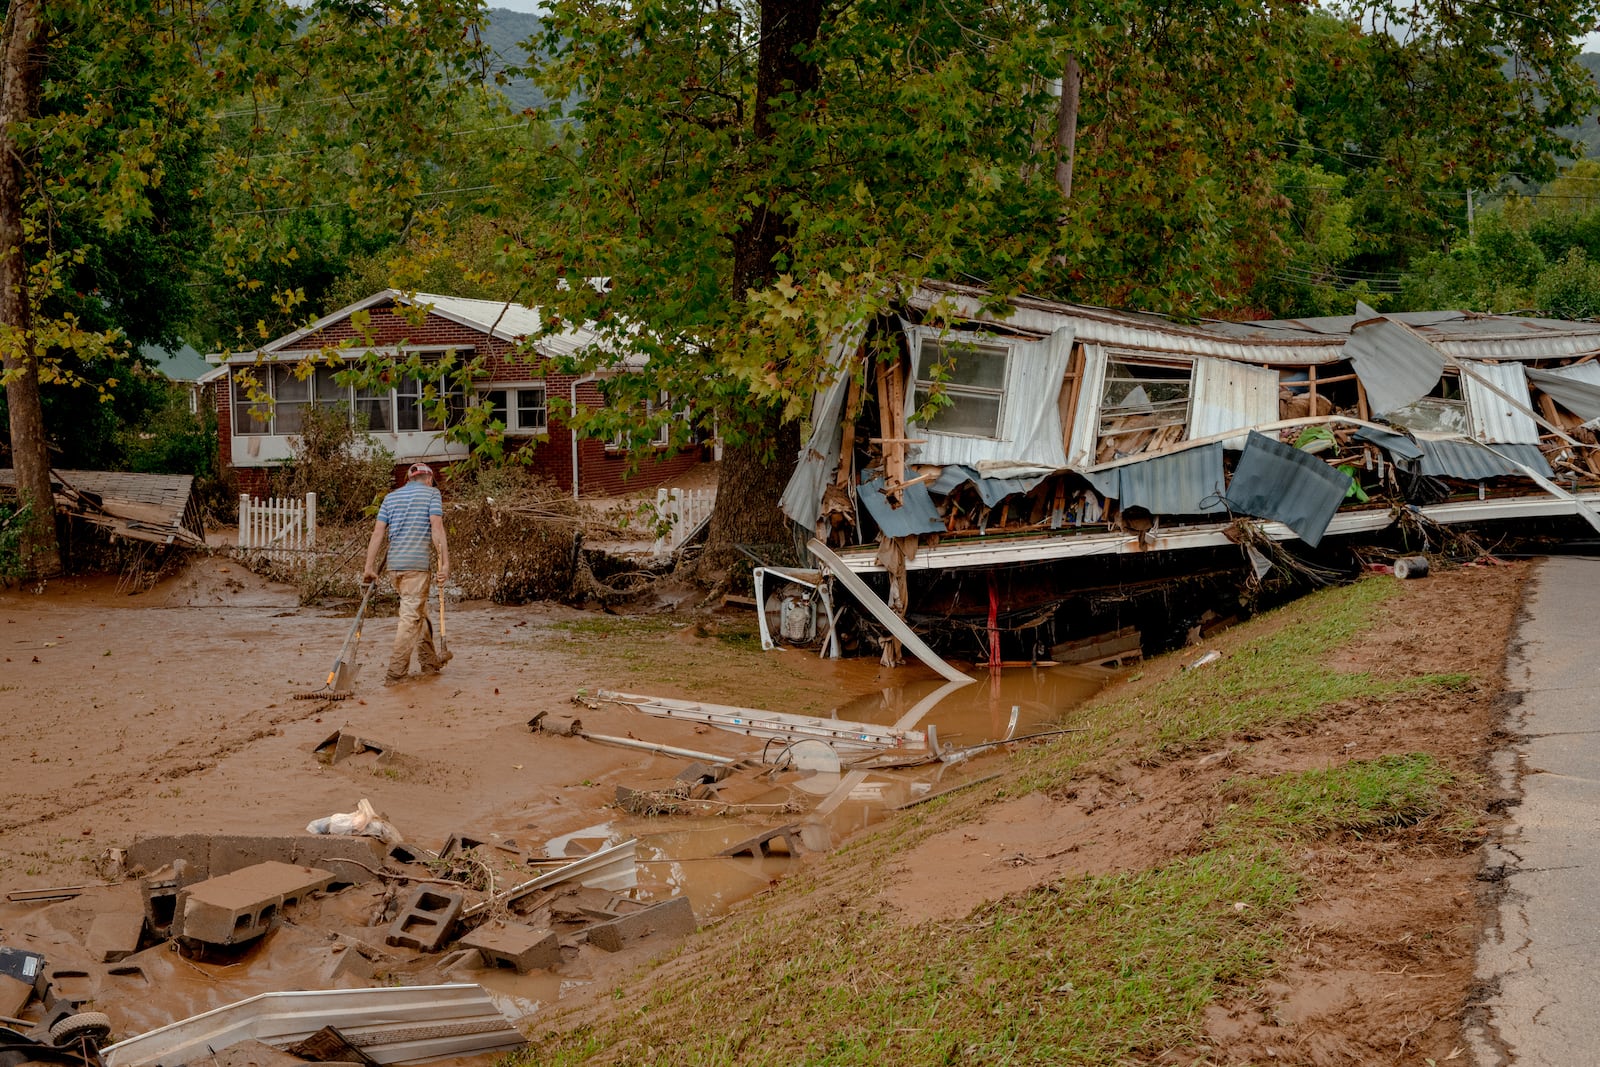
[0, 0, 60, 578]
[704, 0, 824, 574]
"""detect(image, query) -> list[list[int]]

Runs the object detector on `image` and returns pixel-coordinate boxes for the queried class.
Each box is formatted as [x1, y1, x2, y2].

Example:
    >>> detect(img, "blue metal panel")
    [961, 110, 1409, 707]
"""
[858, 476, 946, 536]
[1082, 443, 1228, 516]
[1223, 432, 1352, 547]
[926, 464, 1047, 506]
[1417, 440, 1552, 481]
[1353, 426, 1424, 461]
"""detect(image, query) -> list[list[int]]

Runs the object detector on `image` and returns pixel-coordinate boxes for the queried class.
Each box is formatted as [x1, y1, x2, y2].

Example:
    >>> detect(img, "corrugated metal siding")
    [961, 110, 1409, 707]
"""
[858, 476, 946, 536]
[1527, 364, 1600, 425]
[1067, 344, 1109, 467]
[1461, 360, 1539, 444]
[1081, 443, 1228, 515]
[1344, 317, 1446, 415]
[1188, 358, 1279, 446]
[1417, 439, 1552, 480]
[778, 334, 860, 528]
[907, 326, 1074, 469]
[927, 465, 1047, 506]
[1223, 432, 1352, 547]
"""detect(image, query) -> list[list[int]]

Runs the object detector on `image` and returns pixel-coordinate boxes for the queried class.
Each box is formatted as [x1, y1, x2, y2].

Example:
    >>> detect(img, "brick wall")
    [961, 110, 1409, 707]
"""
[220, 298, 705, 500]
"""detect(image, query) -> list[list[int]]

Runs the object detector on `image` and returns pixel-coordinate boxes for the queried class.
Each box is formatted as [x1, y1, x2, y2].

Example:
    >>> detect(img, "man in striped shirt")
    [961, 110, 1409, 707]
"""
[363, 462, 451, 682]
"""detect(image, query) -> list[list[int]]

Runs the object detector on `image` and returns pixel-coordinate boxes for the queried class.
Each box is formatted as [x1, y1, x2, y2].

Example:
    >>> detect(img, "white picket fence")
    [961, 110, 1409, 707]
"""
[238, 492, 317, 564]
[651, 487, 715, 556]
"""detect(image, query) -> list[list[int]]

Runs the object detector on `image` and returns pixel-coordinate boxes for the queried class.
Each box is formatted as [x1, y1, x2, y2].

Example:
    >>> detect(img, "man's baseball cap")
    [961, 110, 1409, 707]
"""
[407, 462, 435, 479]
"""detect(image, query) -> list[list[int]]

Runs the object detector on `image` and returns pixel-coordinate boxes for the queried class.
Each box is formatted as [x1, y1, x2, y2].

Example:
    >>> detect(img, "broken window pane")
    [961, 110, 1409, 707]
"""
[1387, 397, 1470, 436]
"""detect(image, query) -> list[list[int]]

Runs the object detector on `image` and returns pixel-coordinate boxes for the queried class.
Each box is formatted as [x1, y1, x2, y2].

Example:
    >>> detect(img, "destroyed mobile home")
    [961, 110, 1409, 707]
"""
[776, 282, 1600, 660]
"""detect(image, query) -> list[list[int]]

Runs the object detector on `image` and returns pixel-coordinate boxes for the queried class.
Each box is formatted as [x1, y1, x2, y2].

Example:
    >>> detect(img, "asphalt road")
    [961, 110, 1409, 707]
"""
[1468, 557, 1600, 1065]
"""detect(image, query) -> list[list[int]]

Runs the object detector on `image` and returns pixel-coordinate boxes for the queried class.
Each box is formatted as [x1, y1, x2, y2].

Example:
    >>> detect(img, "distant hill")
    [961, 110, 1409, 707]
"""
[482, 7, 548, 113]
[1558, 53, 1600, 158]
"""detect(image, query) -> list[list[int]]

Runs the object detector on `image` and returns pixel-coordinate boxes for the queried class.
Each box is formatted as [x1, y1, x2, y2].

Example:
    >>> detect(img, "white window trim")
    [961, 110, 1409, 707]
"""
[232, 359, 463, 437]
[909, 329, 1012, 441]
[477, 382, 549, 436]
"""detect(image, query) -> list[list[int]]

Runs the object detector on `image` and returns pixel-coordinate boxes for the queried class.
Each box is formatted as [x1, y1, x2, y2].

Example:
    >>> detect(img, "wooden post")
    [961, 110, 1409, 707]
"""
[835, 376, 861, 488]
[987, 569, 1001, 670]
[1307, 364, 1319, 417]
[1355, 379, 1369, 422]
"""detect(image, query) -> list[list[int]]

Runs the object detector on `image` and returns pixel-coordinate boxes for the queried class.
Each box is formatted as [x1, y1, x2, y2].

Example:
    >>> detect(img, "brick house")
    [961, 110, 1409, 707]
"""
[208, 290, 706, 498]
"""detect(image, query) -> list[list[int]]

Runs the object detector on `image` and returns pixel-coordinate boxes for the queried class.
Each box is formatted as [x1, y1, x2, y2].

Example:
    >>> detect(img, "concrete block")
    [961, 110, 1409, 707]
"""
[176, 861, 335, 946]
[717, 825, 803, 859]
[384, 886, 463, 952]
[127, 834, 210, 880]
[674, 761, 733, 786]
[586, 896, 696, 953]
[459, 922, 561, 974]
[86, 911, 146, 963]
[142, 863, 188, 936]
[208, 835, 299, 877]
[291, 835, 388, 885]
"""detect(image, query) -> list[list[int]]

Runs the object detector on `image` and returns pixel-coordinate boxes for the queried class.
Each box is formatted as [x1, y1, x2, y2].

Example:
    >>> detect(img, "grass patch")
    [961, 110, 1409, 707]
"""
[1219, 753, 1453, 841]
[527, 846, 1297, 1067]
[1018, 578, 1471, 794]
[514, 576, 1487, 1065]
[550, 614, 682, 639]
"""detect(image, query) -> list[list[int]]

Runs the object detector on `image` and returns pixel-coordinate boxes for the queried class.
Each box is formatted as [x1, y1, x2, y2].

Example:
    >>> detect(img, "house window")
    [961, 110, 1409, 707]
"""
[1096, 359, 1192, 458]
[231, 360, 461, 436]
[1387, 374, 1470, 436]
[477, 384, 548, 435]
[912, 336, 1009, 439]
[605, 390, 675, 450]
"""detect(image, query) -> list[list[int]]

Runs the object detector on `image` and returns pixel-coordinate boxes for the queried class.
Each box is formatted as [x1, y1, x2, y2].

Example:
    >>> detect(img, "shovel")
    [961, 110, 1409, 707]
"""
[435, 578, 453, 667]
[296, 582, 375, 700]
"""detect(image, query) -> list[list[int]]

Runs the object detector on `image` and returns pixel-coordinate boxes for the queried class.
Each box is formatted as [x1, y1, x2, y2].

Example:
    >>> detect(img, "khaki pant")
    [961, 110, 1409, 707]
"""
[388, 571, 441, 679]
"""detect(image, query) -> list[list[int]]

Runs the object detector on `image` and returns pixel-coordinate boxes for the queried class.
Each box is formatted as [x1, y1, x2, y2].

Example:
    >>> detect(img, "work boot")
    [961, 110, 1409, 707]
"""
[384, 672, 408, 685]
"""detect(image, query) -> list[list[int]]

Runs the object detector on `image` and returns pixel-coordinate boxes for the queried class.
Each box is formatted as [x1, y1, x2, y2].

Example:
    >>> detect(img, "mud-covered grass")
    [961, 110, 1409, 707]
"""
[514, 576, 1489, 1066]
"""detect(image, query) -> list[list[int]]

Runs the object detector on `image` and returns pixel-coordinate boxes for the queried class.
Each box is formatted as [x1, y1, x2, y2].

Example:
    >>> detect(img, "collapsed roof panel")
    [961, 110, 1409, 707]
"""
[1526, 363, 1600, 426]
[1344, 317, 1446, 416]
[1417, 439, 1553, 481]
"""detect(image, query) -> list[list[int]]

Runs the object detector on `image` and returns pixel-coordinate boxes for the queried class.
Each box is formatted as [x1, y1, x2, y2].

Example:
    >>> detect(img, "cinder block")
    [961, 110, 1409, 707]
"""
[208, 835, 299, 877]
[586, 896, 696, 953]
[291, 835, 388, 885]
[384, 886, 463, 952]
[459, 922, 561, 974]
[86, 911, 146, 963]
[176, 862, 335, 946]
[142, 862, 188, 936]
[127, 834, 210, 879]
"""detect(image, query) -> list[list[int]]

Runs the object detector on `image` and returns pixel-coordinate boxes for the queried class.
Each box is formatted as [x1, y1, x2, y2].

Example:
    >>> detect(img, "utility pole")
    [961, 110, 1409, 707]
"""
[1467, 188, 1475, 240]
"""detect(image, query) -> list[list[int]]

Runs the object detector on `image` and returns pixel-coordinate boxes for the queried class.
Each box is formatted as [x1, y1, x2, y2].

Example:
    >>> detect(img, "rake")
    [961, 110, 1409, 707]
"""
[295, 582, 376, 701]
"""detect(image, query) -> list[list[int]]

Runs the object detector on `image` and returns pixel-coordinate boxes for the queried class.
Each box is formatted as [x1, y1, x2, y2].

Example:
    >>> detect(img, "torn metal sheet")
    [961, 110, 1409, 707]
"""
[1526, 363, 1600, 426]
[1353, 426, 1424, 462]
[1223, 431, 1353, 547]
[596, 690, 928, 752]
[100, 984, 524, 1067]
[1460, 360, 1539, 444]
[808, 538, 974, 683]
[778, 334, 862, 530]
[1417, 439, 1552, 481]
[904, 325, 1074, 469]
[1343, 316, 1446, 416]
[1081, 443, 1227, 516]
[857, 476, 946, 537]
[926, 464, 1047, 506]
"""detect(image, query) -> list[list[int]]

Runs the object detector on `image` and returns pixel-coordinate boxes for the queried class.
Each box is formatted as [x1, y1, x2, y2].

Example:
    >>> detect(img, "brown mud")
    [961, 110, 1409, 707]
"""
[0, 556, 1524, 1065]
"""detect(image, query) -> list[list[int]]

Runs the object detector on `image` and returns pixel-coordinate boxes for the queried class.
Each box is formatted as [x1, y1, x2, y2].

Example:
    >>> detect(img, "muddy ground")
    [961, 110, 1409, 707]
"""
[0, 555, 1525, 1064]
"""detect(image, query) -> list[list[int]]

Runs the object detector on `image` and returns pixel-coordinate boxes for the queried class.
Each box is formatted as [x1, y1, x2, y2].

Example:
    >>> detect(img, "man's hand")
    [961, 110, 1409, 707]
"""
[362, 566, 379, 584]
[436, 564, 450, 583]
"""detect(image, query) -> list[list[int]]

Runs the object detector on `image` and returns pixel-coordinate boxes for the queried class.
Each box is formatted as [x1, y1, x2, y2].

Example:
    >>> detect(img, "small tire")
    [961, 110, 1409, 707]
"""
[48, 1012, 113, 1048]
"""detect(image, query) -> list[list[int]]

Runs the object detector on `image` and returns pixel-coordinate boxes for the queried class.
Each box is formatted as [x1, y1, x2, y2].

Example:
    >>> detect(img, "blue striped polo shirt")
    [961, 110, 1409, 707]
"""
[377, 480, 443, 572]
